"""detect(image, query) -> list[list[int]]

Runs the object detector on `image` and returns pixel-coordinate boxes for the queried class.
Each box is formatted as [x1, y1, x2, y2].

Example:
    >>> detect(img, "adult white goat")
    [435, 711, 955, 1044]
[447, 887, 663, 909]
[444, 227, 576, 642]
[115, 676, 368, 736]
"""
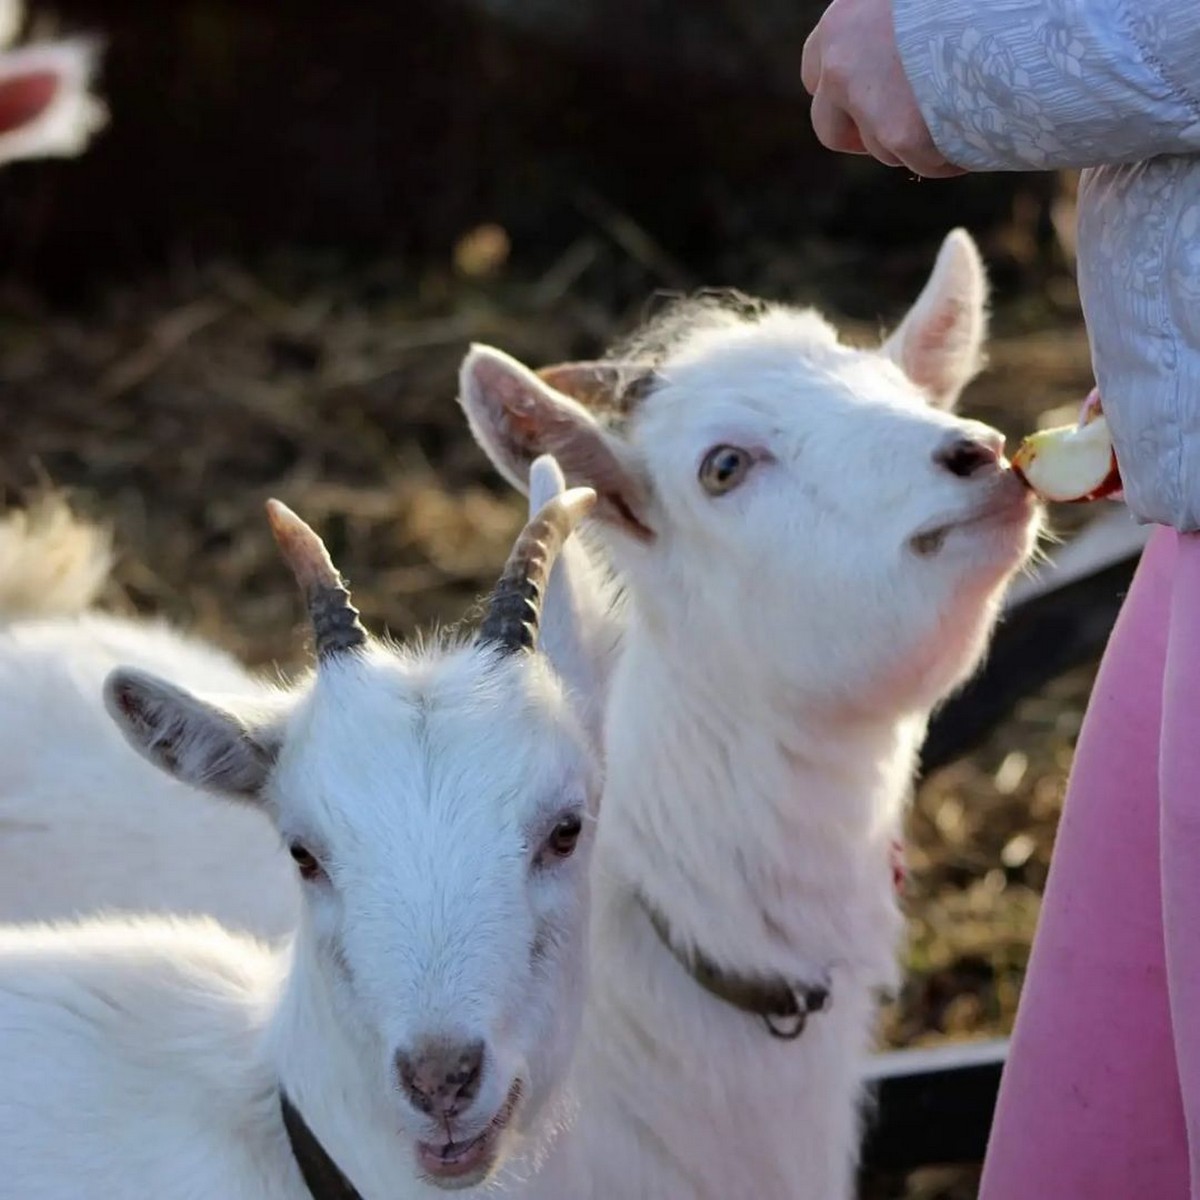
[0, 489, 602, 1199]
[456, 228, 1042, 1199]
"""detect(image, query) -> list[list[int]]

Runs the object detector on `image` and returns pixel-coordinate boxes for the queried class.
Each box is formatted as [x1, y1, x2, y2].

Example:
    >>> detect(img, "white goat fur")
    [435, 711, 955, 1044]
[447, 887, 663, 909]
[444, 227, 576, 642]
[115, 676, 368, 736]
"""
[0, 604, 302, 935]
[0, 229, 1039, 1198]
[0, 501, 602, 1199]
[0, 496, 304, 933]
[457, 228, 1042, 1200]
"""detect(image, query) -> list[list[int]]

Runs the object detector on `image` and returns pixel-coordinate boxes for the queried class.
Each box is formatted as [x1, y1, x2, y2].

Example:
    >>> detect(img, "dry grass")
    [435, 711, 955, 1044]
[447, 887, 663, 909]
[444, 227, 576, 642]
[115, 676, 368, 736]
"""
[0, 248, 1102, 1199]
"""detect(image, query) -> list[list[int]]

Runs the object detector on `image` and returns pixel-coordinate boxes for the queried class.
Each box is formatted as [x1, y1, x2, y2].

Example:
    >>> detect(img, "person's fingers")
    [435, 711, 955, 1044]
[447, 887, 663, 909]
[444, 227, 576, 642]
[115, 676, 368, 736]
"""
[914, 159, 969, 179]
[842, 86, 962, 176]
[855, 123, 904, 168]
[890, 135, 966, 178]
[800, 26, 822, 96]
[802, 0, 971, 178]
[810, 88, 867, 154]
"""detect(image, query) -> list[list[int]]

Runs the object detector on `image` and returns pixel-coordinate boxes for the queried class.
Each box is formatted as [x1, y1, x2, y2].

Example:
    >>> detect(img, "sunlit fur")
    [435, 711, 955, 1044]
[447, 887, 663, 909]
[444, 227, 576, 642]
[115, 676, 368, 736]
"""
[0, 587, 599, 1197]
[458, 229, 1042, 1199]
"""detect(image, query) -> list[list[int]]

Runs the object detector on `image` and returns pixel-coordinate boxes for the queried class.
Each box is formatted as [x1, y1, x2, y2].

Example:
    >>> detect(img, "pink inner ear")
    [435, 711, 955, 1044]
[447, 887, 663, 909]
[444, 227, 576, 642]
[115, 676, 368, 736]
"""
[536, 360, 655, 417]
[472, 354, 541, 418]
[536, 363, 620, 408]
[470, 352, 656, 540]
[0, 69, 59, 135]
[898, 294, 980, 402]
[908, 300, 965, 382]
[551, 432, 655, 542]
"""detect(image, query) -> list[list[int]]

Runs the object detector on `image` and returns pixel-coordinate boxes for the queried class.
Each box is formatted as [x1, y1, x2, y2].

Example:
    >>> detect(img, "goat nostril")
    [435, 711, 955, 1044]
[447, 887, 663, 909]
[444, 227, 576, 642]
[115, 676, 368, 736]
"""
[936, 436, 999, 479]
[395, 1050, 425, 1110]
[454, 1059, 482, 1103]
[396, 1038, 486, 1116]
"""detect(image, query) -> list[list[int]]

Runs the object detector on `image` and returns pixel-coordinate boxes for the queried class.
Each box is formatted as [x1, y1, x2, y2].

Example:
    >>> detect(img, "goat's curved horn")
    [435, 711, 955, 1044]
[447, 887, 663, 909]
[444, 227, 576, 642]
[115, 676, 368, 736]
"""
[536, 361, 656, 416]
[265, 499, 367, 661]
[479, 487, 596, 655]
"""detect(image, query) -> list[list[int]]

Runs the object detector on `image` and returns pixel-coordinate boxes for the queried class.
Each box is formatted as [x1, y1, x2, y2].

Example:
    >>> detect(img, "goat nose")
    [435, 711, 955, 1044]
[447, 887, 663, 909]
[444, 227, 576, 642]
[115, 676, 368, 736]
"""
[934, 432, 1003, 479]
[395, 1037, 486, 1118]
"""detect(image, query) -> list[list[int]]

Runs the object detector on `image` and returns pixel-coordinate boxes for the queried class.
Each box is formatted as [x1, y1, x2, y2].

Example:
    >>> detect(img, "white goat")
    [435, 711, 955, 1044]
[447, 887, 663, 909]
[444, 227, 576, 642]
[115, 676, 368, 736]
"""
[456, 227, 1042, 1200]
[0, 489, 602, 1199]
[0, 228, 1038, 1198]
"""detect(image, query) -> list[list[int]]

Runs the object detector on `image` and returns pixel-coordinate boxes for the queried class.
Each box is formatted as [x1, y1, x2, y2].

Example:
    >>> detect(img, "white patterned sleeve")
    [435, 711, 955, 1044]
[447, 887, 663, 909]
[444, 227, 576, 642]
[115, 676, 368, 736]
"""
[893, 0, 1200, 170]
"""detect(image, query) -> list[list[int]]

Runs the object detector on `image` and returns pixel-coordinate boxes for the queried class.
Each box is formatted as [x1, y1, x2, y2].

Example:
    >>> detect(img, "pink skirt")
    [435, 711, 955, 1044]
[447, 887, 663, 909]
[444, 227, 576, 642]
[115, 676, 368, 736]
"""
[981, 527, 1200, 1197]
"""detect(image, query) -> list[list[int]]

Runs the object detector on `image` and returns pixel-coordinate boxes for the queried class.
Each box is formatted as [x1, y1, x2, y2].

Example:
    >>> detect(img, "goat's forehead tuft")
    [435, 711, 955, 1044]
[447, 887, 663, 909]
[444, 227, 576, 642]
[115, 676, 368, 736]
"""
[265, 639, 592, 852]
[671, 307, 842, 366]
[632, 334, 911, 440]
[291, 642, 567, 723]
[276, 641, 587, 792]
[612, 295, 840, 374]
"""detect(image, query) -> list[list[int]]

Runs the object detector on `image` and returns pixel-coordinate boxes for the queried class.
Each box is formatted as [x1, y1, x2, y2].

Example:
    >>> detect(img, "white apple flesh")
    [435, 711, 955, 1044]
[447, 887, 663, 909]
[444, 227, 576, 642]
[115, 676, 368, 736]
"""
[1011, 411, 1122, 503]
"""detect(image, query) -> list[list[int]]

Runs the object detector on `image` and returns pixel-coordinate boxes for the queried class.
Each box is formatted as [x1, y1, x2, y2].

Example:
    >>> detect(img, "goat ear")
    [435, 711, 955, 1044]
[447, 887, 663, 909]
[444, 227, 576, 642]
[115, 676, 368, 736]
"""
[459, 344, 655, 540]
[534, 361, 654, 416]
[103, 668, 278, 801]
[881, 228, 988, 411]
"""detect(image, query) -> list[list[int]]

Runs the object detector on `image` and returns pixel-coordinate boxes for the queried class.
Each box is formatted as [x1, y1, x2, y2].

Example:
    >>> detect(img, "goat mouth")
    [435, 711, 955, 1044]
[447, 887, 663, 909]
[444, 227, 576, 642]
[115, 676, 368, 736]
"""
[415, 1079, 523, 1188]
[911, 474, 1035, 555]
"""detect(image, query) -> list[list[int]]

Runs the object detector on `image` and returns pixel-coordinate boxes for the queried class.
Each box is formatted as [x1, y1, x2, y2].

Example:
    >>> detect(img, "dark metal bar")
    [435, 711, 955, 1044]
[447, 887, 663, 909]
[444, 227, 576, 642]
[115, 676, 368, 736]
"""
[860, 1038, 1009, 1173]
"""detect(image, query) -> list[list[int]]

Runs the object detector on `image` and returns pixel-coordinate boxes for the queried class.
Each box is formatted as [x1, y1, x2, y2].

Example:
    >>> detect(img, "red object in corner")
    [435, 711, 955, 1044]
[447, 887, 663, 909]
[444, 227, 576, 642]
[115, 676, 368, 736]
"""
[0, 69, 59, 136]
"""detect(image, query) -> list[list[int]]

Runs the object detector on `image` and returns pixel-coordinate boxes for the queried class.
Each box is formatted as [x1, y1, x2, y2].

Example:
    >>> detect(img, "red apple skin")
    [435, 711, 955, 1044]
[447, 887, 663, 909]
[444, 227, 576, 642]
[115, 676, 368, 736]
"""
[1080, 461, 1123, 502]
[0, 71, 59, 136]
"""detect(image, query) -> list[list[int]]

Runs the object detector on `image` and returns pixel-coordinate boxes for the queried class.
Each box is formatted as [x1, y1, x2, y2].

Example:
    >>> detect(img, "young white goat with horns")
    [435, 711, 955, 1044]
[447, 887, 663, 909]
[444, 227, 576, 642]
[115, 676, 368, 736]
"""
[0, 488, 602, 1199]
[457, 228, 1042, 1199]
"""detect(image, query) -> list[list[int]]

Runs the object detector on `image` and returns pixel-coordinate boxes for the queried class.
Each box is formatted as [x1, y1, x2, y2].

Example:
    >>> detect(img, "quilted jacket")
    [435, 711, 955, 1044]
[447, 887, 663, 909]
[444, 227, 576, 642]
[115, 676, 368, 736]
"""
[896, 0, 1200, 530]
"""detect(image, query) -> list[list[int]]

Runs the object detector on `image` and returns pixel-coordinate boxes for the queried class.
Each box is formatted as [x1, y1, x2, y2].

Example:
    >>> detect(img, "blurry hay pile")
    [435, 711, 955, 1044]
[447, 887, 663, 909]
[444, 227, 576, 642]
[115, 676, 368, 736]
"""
[0, 231, 1100, 1198]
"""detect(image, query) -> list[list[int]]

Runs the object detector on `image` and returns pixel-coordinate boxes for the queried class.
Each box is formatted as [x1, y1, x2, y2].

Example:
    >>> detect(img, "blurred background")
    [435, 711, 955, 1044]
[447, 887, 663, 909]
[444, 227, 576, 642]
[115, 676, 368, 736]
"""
[0, 4, 1102, 1196]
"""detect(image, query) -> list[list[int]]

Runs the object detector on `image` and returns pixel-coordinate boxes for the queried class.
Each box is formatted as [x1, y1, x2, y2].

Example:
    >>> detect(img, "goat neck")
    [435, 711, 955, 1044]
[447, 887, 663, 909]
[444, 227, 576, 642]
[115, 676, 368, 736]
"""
[533, 612, 918, 1200]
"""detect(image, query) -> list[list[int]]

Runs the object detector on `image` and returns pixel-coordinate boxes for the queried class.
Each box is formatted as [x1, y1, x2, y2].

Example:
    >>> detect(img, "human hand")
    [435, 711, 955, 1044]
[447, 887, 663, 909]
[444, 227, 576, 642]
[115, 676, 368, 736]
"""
[801, 0, 965, 178]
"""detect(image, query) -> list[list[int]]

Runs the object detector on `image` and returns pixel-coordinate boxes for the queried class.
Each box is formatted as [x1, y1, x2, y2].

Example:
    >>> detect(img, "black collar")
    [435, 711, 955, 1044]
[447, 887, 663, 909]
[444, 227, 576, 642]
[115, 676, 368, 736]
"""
[636, 892, 831, 1039]
[281, 1092, 364, 1200]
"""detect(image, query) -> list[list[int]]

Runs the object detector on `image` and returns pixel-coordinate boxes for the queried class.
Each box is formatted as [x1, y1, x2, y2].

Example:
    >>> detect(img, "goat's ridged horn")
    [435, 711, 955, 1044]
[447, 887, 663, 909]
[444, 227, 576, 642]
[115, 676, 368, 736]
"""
[479, 487, 596, 654]
[265, 499, 367, 661]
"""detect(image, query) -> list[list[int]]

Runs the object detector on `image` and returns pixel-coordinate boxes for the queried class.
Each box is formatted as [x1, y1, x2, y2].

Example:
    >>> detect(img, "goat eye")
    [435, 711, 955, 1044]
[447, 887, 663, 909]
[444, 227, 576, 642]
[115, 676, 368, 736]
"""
[289, 842, 324, 881]
[544, 814, 583, 860]
[699, 445, 752, 496]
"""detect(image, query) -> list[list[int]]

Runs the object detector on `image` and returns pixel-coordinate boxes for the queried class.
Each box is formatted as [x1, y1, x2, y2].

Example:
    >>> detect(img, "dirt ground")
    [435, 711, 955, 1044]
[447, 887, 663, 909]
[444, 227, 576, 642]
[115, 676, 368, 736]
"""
[0, 235, 1102, 1200]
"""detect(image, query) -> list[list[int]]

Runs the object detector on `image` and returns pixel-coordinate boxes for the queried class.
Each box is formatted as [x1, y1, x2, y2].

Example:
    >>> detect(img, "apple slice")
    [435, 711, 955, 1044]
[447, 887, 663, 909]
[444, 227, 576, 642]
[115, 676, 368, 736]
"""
[1012, 408, 1122, 503]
